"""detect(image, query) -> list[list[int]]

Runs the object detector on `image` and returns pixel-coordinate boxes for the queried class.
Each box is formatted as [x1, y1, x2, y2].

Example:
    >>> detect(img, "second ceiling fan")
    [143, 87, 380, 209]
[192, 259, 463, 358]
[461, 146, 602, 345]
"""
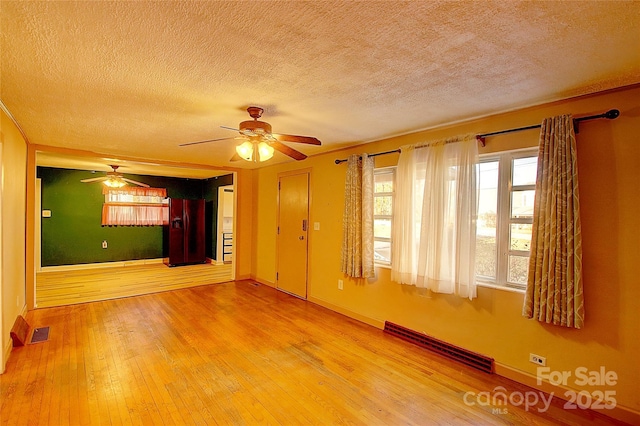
[180, 106, 321, 162]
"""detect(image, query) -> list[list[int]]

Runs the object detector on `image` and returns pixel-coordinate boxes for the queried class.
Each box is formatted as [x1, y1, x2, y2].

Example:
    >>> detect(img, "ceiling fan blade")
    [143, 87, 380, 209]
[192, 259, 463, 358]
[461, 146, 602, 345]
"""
[229, 153, 243, 162]
[80, 177, 107, 183]
[270, 141, 307, 161]
[272, 133, 321, 145]
[220, 126, 240, 132]
[121, 178, 150, 188]
[179, 137, 235, 147]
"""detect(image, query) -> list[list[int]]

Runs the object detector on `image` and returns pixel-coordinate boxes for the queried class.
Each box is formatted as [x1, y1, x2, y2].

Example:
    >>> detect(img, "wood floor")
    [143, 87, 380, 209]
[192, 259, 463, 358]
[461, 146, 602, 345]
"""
[36, 262, 233, 308]
[2, 282, 625, 425]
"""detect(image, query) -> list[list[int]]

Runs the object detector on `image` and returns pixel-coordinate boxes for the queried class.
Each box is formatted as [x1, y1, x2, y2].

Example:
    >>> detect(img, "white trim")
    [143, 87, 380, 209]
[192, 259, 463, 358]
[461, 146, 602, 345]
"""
[476, 281, 525, 294]
[40, 258, 164, 273]
[0, 140, 4, 373]
[35, 180, 42, 278]
[308, 296, 385, 330]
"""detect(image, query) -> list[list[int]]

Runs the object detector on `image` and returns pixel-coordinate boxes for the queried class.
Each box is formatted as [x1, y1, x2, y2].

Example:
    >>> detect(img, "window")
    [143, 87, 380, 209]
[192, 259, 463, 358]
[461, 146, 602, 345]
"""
[476, 149, 538, 290]
[102, 187, 169, 226]
[373, 167, 395, 265]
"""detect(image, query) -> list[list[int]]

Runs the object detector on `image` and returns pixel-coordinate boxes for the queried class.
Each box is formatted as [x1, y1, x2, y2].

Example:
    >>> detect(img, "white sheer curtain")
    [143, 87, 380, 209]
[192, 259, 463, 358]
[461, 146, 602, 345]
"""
[391, 135, 479, 299]
[341, 154, 375, 278]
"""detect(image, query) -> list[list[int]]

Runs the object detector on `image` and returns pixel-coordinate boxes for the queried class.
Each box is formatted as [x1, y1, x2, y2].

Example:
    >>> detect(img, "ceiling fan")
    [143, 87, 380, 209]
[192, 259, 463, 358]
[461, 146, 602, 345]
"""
[180, 106, 321, 162]
[80, 165, 149, 188]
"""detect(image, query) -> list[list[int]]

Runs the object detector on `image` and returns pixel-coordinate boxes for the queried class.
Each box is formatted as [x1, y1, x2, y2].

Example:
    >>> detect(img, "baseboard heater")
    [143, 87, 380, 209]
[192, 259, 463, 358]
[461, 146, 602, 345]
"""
[384, 321, 494, 374]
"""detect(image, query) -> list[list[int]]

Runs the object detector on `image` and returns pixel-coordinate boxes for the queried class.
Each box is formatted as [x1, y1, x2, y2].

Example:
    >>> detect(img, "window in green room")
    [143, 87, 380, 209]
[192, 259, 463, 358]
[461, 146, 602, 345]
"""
[373, 167, 395, 265]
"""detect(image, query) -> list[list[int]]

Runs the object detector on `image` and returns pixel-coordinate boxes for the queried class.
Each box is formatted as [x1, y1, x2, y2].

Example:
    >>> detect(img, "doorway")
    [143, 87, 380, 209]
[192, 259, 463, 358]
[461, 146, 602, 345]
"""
[216, 185, 234, 264]
[276, 171, 310, 299]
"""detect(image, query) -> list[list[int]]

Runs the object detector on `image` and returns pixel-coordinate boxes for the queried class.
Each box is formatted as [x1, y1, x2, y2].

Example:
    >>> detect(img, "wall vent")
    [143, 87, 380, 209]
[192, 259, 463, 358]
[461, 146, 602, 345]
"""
[384, 321, 494, 374]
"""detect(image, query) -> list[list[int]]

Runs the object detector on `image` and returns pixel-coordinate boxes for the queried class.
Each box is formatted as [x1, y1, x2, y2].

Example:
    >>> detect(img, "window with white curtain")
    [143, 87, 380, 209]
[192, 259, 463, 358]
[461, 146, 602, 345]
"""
[476, 149, 538, 290]
[373, 167, 395, 265]
[101, 187, 168, 226]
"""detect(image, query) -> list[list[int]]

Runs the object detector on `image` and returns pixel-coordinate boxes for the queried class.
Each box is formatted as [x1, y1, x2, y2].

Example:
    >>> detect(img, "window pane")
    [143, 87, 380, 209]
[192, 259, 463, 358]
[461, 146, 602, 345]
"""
[374, 240, 391, 264]
[374, 218, 391, 239]
[476, 161, 498, 278]
[510, 223, 533, 251]
[476, 234, 496, 278]
[374, 172, 393, 193]
[374, 196, 392, 215]
[508, 255, 529, 285]
[512, 156, 538, 186]
[511, 190, 535, 219]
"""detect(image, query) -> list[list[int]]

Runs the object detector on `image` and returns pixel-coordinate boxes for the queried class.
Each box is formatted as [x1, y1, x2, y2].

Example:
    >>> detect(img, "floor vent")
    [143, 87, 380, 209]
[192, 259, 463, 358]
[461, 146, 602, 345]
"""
[384, 321, 494, 374]
[30, 326, 50, 344]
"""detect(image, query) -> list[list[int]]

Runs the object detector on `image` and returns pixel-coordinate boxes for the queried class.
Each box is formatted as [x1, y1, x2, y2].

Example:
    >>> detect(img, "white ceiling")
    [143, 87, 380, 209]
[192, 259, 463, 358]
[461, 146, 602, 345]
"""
[1, 1, 639, 177]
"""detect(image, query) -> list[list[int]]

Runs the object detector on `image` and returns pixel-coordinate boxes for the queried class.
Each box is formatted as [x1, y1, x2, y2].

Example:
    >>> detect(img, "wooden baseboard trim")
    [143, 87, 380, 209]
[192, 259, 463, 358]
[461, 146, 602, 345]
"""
[2, 304, 29, 374]
[307, 296, 385, 330]
[2, 336, 12, 374]
[251, 276, 275, 288]
[40, 258, 165, 272]
[495, 363, 640, 425]
[295, 295, 637, 425]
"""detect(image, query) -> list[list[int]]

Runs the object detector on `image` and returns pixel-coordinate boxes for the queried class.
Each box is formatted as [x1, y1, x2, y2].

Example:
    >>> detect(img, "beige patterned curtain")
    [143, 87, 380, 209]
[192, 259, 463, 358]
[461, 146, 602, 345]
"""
[341, 154, 375, 278]
[523, 115, 584, 328]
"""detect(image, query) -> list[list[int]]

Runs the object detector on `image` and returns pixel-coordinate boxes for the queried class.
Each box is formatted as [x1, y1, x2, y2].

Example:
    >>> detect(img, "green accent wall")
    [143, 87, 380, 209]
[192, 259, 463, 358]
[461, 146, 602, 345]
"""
[38, 167, 233, 266]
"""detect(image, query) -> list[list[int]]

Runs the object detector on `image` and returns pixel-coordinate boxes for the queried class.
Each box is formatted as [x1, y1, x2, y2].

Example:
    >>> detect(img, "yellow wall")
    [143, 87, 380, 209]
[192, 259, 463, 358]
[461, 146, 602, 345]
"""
[1, 109, 28, 372]
[251, 85, 640, 417]
[234, 168, 255, 280]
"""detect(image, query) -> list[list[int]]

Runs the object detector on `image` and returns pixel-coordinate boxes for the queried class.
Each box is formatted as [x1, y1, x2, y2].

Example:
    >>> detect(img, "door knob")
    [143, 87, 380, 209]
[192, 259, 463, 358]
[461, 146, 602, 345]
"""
[299, 236, 305, 240]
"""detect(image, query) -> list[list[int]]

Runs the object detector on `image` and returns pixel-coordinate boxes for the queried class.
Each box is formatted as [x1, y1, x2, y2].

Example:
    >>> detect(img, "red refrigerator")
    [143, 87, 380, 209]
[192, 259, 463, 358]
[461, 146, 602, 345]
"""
[166, 198, 206, 266]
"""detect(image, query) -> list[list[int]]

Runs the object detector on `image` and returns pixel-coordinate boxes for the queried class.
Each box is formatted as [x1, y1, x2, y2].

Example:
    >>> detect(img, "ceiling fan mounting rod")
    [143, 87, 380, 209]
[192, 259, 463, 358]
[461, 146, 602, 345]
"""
[247, 106, 264, 120]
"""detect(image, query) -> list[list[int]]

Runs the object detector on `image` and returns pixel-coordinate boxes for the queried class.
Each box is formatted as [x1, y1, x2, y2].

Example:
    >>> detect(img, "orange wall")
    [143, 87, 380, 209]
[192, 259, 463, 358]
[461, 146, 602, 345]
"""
[251, 85, 640, 417]
[1, 109, 28, 372]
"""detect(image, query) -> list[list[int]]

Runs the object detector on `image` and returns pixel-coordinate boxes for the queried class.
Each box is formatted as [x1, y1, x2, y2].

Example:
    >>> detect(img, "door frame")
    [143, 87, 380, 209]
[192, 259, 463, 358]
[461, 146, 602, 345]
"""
[216, 185, 234, 265]
[276, 168, 312, 299]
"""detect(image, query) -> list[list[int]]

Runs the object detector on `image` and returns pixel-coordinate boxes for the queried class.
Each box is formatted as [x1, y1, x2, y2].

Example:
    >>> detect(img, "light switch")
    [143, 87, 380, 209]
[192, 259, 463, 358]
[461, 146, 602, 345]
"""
[314, 222, 320, 231]
[42, 210, 52, 218]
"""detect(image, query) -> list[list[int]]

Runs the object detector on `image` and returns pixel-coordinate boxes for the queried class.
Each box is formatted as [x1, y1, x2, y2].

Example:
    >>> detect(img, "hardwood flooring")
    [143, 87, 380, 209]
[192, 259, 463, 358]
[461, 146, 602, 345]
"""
[36, 262, 233, 308]
[2, 281, 625, 425]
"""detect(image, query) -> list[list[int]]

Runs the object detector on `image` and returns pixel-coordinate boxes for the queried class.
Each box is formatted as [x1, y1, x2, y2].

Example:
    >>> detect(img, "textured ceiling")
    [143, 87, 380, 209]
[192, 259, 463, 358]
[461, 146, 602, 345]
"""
[1, 1, 639, 175]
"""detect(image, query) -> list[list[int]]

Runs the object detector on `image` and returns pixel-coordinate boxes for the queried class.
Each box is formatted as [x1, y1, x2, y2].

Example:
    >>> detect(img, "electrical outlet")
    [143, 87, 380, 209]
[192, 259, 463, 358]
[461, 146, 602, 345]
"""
[529, 353, 546, 366]
[102, 240, 108, 249]
[338, 279, 343, 290]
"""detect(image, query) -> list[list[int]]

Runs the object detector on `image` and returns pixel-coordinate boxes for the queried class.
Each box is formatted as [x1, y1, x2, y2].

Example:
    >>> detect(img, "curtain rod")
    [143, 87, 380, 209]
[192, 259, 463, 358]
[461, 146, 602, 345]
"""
[334, 109, 620, 163]
[475, 109, 620, 146]
[334, 149, 401, 164]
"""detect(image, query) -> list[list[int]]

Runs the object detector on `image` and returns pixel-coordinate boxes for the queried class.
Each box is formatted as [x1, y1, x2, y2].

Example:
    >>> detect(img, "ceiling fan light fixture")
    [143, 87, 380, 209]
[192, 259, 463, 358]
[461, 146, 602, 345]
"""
[235, 140, 275, 162]
[235, 141, 254, 161]
[257, 142, 274, 161]
[103, 177, 127, 188]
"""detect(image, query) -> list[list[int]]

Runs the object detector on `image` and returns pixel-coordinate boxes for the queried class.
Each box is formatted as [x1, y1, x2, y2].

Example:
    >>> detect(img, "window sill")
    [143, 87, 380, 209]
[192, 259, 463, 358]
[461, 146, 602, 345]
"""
[374, 263, 391, 270]
[477, 281, 525, 294]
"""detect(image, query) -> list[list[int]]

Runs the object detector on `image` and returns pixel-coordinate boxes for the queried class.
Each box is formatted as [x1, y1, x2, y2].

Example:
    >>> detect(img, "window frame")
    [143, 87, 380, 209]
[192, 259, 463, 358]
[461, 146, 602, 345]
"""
[373, 166, 396, 267]
[477, 148, 538, 292]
